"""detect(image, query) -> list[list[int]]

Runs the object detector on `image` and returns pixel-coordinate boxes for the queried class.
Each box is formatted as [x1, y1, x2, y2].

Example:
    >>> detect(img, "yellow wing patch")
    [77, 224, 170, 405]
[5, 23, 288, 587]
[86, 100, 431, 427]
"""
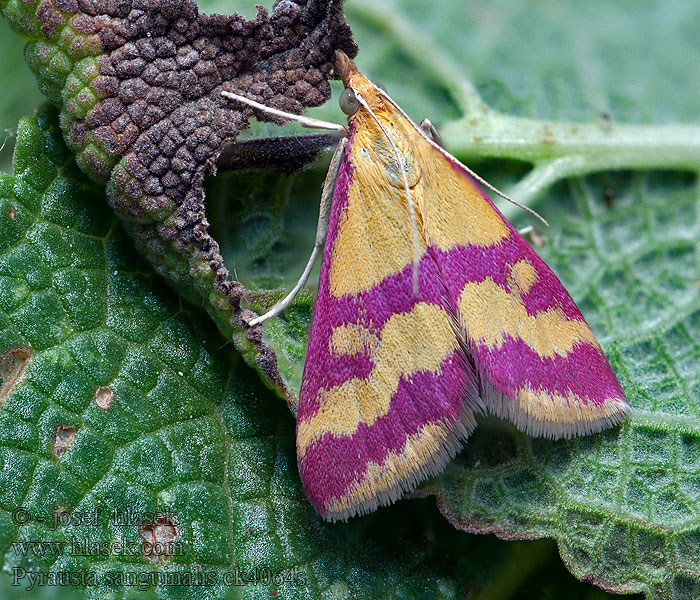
[297, 302, 457, 456]
[330, 323, 380, 358]
[328, 97, 509, 298]
[415, 149, 509, 252]
[516, 386, 628, 425]
[507, 259, 539, 295]
[328, 141, 421, 297]
[458, 278, 600, 359]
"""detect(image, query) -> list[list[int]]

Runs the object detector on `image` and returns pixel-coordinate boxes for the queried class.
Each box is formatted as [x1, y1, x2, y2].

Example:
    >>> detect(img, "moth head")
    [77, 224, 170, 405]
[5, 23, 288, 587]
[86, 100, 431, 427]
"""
[335, 51, 391, 118]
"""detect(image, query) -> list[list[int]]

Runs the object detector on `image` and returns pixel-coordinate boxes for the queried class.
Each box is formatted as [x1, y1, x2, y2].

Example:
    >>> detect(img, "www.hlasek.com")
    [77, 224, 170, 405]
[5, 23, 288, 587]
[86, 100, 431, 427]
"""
[11, 537, 183, 559]
[11, 567, 307, 592]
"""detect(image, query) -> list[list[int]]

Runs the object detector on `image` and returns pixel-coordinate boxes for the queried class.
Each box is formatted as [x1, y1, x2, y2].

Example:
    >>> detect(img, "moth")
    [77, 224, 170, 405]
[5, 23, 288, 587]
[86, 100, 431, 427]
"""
[223, 51, 629, 522]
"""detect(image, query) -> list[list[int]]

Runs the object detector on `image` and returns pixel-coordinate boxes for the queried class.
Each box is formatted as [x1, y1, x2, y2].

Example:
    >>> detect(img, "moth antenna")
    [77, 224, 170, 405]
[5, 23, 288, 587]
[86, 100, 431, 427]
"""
[0, 130, 13, 154]
[221, 91, 348, 137]
[355, 91, 421, 294]
[374, 88, 549, 228]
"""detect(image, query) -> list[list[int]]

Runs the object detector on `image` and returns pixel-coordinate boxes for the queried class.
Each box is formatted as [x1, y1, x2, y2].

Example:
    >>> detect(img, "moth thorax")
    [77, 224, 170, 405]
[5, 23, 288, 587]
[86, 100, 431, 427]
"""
[368, 134, 419, 189]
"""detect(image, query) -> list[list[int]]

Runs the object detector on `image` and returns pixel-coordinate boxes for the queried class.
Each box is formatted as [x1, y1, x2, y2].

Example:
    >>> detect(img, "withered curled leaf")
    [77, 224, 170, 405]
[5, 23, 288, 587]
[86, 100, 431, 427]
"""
[3, 0, 356, 398]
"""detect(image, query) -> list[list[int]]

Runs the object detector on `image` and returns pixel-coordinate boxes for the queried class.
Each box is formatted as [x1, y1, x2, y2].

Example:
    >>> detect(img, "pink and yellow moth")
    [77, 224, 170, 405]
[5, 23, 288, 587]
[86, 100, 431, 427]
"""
[223, 51, 629, 522]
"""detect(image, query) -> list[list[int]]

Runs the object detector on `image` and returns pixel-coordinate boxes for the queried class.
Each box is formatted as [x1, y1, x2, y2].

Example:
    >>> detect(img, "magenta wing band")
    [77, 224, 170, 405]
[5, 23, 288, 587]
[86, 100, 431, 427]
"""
[296, 118, 628, 521]
[297, 144, 481, 521]
[440, 159, 629, 439]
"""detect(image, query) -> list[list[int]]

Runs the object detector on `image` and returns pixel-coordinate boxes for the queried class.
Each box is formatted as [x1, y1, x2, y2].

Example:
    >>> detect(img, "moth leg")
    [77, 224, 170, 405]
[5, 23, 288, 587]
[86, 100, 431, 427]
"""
[246, 136, 348, 327]
[419, 118, 444, 147]
[518, 225, 546, 249]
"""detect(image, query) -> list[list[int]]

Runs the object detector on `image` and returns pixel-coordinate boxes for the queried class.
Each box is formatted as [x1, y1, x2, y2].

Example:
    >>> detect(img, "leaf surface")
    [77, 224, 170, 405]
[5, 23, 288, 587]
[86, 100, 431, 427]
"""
[2, 0, 699, 598]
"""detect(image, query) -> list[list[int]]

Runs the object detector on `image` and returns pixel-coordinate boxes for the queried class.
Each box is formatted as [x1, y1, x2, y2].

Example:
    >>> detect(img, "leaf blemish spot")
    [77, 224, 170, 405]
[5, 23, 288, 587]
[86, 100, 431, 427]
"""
[542, 127, 554, 145]
[7, 205, 16, 220]
[597, 111, 613, 131]
[0, 346, 32, 404]
[94, 386, 114, 410]
[140, 516, 179, 561]
[52, 424, 76, 459]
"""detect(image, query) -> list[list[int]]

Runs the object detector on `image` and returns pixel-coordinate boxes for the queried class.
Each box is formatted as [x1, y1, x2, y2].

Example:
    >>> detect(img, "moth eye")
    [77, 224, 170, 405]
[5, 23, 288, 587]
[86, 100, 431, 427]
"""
[372, 80, 387, 92]
[339, 88, 359, 115]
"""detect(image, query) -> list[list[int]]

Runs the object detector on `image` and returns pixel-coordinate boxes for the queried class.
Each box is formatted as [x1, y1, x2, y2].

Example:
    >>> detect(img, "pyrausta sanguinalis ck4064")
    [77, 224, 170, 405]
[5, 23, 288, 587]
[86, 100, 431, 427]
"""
[222, 51, 629, 522]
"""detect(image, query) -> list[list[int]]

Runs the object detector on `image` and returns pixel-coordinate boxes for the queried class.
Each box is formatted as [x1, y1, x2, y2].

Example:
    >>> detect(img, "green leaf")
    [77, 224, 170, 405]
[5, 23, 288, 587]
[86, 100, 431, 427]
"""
[0, 0, 357, 405]
[2, 0, 699, 599]
[214, 2, 700, 598]
[0, 18, 43, 173]
[0, 104, 502, 600]
[2, 104, 636, 600]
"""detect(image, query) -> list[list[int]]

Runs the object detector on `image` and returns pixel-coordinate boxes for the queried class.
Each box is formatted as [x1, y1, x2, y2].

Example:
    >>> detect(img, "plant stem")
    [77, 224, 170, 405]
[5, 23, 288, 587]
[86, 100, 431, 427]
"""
[441, 111, 700, 216]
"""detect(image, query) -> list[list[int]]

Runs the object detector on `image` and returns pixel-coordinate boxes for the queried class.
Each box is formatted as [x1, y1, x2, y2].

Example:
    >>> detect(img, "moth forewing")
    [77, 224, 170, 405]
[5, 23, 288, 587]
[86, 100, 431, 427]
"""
[373, 86, 549, 227]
